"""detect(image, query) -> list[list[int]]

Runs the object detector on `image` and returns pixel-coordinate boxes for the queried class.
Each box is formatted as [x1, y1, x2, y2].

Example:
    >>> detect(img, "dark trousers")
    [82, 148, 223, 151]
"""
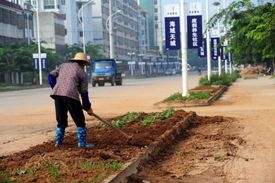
[54, 96, 86, 128]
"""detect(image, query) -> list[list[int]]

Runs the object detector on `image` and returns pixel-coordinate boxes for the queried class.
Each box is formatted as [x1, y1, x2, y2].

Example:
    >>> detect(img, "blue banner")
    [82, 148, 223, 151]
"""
[34, 58, 38, 70]
[187, 15, 203, 49]
[198, 38, 206, 57]
[42, 58, 46, 69]
[228, 52, 232, 62]
[165, 17, 181, 50]
[221, 46, 228, 61]
[211, 37, 220, 60]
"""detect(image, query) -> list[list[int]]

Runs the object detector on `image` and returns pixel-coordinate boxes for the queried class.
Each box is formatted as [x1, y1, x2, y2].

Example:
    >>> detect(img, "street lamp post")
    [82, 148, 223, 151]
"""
[222, 0, 228, 74]
[213, 1, 221, 76]
[206, 0, 212, 81]
[78, 0, 95, 54]
[127, 52, 135, 76]
[180, 0, 188, 96]
[35, 0, 42, 85]
[106, 4, 121, 59]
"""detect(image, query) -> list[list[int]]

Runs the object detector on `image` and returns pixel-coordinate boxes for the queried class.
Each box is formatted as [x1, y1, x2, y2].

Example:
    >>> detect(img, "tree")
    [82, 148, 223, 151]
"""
[0, 43, 62, 84]
[85, 42, 104, 60]
[209, 0, 275, 69]
[63, 43, 104, 61]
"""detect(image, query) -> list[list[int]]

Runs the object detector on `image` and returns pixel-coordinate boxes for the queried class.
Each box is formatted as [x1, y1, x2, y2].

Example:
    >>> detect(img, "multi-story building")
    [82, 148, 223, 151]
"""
[36, 11, 66, 51]
[92, 0, 139, 61]
[139, 0, 163, 55]
[24, 0, 93, 50]
[60, 0, 94, 46]
[0, 0, 32, 44]
[138, 7, 149, 56]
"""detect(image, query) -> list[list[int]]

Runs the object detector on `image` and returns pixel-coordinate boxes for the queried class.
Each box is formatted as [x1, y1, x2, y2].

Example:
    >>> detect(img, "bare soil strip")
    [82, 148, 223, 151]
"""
[128, 115, 244, 183]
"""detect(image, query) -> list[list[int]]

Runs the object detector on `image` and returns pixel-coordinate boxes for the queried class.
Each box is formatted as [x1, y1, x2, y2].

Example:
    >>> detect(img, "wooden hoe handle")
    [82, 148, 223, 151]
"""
[92, 113, 132, 139]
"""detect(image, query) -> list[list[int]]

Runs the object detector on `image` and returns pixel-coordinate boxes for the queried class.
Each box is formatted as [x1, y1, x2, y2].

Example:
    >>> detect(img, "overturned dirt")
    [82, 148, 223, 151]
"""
[128, 115, 244, 183]
[1, 110, 191, 182]
[0, 109, 242, 183]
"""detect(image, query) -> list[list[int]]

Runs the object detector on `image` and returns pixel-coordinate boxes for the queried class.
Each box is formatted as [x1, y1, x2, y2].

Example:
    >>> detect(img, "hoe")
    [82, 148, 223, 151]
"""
[92, 113, 132, 140]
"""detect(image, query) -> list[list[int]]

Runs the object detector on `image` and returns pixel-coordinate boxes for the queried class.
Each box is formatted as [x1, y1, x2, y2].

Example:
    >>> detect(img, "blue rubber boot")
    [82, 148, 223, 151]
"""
[55, 127, 65, 147]
[77, 127, 94, 148]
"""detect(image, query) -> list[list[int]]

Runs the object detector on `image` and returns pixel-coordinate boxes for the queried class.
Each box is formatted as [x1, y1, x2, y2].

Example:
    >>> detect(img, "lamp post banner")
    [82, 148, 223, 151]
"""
[228, 52, 232, 62]
[34, 58, 38, 70]
[165, 17, 181, 50]
[42, 58, 46, 70]
[187, 15, 202, 48]
[211, 37, 220, 60]
[198, 38, 207, 57]
[221, 46, 228, 61]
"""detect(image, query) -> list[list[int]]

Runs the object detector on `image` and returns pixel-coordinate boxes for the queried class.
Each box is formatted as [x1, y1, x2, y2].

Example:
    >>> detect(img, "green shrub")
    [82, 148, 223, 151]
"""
[199, 72, 239, 86]
[164, 92, 185, 101]
[164, 92, 211, 101]
[187, 92, 211, 100]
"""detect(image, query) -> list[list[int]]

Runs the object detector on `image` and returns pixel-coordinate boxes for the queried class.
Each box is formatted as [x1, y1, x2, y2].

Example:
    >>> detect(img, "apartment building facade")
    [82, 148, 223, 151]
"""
[138, 7, 149, 56]
[92, 0, 139, 61]
[0, 0, 31, 44]
[139, 0, 163, 55]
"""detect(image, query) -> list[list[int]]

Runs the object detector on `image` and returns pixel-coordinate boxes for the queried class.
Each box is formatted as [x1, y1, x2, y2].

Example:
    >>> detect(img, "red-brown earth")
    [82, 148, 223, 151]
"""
[0, 110, 237, 183]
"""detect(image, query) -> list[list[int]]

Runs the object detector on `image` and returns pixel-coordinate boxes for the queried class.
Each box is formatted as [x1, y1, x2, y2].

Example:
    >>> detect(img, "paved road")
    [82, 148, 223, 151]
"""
[0, 73, 201, 155]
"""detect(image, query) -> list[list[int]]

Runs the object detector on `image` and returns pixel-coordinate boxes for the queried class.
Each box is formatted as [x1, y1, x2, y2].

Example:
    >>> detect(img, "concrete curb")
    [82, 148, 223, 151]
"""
[103, 112, 196, 183]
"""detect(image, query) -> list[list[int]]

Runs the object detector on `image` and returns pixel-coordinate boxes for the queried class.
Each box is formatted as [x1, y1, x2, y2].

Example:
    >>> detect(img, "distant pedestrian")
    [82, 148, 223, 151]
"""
[48, 52, 94, 148]
[198, 68, 201, 76]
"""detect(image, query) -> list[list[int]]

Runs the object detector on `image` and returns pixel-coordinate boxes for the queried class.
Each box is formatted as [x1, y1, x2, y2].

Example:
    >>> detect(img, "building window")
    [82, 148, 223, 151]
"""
[44, 0, 55, 9]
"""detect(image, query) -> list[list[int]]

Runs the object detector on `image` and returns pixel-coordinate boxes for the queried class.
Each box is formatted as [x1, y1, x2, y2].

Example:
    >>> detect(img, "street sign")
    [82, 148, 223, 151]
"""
[198, 38, 207, 57]
[164, 4, 181, 50]
[33, 53, 47, 70]
[211, 37, 220, 60]
[187, 2, 203, 49]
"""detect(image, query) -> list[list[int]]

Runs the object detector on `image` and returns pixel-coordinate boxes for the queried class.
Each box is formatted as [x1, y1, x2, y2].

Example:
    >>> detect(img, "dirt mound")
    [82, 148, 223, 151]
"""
[240, 66, 265, 75]
[0, 110, 241, 183]
[0, 110, 190, 182]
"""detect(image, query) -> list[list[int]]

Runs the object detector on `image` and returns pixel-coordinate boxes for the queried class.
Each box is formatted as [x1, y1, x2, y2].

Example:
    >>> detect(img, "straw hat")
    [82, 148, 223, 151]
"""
[70, 52, 91, 66]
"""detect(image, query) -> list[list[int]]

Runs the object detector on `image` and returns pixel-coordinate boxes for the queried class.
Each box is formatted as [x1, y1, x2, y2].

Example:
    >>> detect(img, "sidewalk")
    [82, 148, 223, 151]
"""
[188, 76, 275, 182]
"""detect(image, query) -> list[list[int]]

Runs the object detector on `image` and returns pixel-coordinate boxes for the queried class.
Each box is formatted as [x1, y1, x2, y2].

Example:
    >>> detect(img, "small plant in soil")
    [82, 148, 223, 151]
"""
[41, 161, 60, 181]
[0, 178, 16, 183]
[140, 109, 175, 126]
[79, 161, 122, 171]
[101, 112, 141, 128]
[90, 172, 109, 183]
